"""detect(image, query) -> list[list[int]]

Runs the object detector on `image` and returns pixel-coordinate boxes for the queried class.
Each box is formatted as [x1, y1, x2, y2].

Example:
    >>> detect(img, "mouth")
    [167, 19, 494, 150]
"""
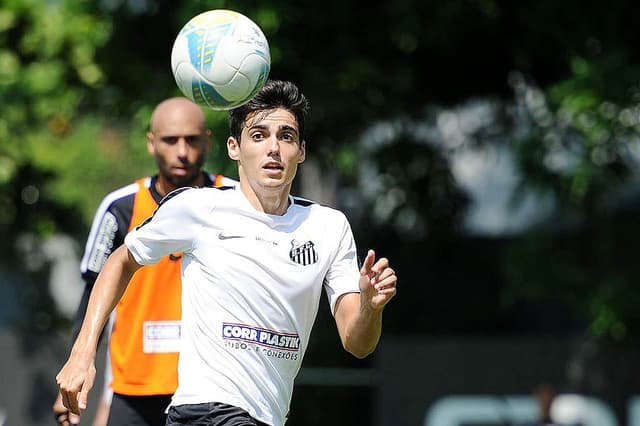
[263, 162, 284, 172]
[171, 166, 189, 176]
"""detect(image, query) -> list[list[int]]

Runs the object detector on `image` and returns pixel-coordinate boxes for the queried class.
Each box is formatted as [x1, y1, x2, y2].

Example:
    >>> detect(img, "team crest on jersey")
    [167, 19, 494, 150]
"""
[289, 240, 318, 266]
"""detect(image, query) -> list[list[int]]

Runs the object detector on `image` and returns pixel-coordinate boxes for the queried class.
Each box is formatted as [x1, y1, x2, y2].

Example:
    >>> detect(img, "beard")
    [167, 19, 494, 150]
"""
[157, 155, 206, 188]
[167, 172, 199, 187]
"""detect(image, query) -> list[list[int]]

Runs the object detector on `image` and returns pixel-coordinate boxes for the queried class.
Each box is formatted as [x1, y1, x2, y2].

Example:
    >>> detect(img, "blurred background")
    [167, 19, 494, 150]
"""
[2, 0, 640, 425]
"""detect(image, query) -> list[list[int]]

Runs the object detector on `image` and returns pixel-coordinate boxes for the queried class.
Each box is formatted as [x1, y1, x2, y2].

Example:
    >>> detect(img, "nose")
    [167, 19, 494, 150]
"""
[267, 136, 280, 155]
[176, 138, 189, 158]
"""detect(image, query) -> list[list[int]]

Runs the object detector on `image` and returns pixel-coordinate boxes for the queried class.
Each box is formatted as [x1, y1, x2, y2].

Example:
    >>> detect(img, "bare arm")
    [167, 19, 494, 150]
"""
[55, 244, 142, 415]
[334, 249, 397, 359]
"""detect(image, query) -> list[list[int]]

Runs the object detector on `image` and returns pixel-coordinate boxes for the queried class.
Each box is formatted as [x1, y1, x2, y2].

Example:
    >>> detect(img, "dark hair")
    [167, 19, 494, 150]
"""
[229, 80, 309, 143]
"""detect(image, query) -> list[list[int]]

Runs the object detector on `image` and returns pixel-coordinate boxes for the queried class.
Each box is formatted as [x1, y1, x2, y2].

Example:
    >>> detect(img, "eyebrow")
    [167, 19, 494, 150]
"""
[279, 125, 298, 134]
[156, 133, 201, 139]
[248, 124, 299, 135]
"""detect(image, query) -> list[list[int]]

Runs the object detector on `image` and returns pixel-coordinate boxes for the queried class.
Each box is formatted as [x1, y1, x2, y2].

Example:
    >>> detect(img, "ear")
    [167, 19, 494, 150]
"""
[227, 136, 240, 161]
[146, 132, 155, 155]
[297, 140, 306, 164]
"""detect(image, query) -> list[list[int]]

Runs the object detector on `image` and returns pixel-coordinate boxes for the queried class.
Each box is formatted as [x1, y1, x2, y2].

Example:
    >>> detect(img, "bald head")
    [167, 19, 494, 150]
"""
[146, 97, 211, 194]
[150, 97, 206, 133]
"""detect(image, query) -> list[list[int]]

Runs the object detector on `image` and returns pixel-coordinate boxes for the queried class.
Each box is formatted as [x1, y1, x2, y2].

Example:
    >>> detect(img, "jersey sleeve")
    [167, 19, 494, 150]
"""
[80, 187, 134, 282]
[125, 187, 206, 265]
[323, 212, 361, 315]
[74, 184, 136, 343]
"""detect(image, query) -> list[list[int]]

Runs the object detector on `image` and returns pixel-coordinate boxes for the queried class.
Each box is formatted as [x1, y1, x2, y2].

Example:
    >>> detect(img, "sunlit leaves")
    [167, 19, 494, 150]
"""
[24, 60, 65, 93]
[0, 50, 20, 85]
[0, 0, 114, 227]
[0, 9, 17, 31]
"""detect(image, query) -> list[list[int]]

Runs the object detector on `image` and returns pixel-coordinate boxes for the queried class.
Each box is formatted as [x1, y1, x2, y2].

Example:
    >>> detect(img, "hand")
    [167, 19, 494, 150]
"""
[358, 249, 397, 311]
[55, 354, 97, 416]
[53, 392, 80, 426]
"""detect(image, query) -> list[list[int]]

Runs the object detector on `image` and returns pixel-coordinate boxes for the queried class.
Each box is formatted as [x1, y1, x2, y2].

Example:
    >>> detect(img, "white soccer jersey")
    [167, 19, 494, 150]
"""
[124, 186, 360, 426]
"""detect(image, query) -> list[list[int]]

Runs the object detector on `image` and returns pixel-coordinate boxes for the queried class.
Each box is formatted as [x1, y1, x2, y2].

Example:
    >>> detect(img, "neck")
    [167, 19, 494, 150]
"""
[239, 180, 291, 216]
[155, 173, 204, 197]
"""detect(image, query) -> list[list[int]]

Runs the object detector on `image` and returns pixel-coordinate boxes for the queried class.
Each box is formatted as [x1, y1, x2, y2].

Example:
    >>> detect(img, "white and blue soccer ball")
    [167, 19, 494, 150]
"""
[171, 9, 271, 110]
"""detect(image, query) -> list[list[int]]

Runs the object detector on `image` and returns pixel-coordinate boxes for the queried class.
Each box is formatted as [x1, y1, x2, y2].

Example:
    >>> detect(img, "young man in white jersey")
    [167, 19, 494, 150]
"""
[55, 80, 398, 426]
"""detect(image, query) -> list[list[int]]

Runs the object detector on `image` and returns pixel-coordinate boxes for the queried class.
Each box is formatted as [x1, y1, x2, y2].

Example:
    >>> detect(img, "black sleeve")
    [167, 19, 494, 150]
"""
[81, 198, 133, 283]
[68, 194, 134, 350]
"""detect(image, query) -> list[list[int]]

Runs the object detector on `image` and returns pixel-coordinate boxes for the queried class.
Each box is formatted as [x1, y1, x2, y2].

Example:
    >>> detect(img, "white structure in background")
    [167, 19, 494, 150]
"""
[357, 72, 640, 238]
[15, 232, 84, 319]
[42, 234, 84, 319]
[424, 393, 619, 426]
[358, 97, 556, 238]
[448, 131, 555, 236]
[435, 97, 553, 236]
[551, 394, 617, 426]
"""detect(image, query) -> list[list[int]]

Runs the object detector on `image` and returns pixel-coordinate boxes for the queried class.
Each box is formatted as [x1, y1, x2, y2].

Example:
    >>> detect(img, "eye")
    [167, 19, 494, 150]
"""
[161, 135, 203, 145]
[280, 132, 298, 143]
[185, 135, 201, 146]
[250, 131, 265, 141]
[161, 136, 179, 145]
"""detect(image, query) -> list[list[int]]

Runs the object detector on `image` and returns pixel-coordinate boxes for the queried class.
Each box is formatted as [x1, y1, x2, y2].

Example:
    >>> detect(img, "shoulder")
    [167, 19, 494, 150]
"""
[163, 185, 231, 200]
[157, 186, 233, 213]
[291, 195, 350, 224]
[89, 180, 144, 224]
[291, 195, 315, 208]
[99, 181, 140, 208]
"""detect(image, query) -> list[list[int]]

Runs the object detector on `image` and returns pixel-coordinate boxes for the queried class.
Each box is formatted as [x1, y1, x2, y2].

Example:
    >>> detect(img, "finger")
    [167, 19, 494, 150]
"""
[370, 288, 397, 310]
[59, 383, 80, 416]
[371, 257, 389, 276]
[376, 285, 397, 296]
[53, 392, 71, 426]
[359, 250, 375, 276]
[59, 388, 72, 414]
[67, 391, 80, 415]
[56, 373, 71, 411]
[375, 277, 397, 292]
[376, 282, 397, 297]
[76, 392, 87, 414]
[54, 410, 69, 426]
[69, 411, 81, 425]
[373, 268, 396, 287]
[77, 372, 95, 413]
[53, 391, 65, 411]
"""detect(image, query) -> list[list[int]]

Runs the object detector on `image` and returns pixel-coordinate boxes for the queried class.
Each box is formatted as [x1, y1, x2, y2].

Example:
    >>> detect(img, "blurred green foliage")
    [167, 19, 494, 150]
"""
[504, 60, 640, 344]
[3, 0, 640, 350]
[5, 1, 640, 424]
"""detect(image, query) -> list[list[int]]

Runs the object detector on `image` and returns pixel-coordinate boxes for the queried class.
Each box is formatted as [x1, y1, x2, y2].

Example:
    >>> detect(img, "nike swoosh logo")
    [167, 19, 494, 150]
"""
[218, 233, 246, 240]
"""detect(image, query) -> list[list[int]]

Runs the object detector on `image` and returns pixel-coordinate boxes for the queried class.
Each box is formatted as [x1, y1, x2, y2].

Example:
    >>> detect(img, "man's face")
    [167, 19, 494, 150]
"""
[227, 108, 305, 193]
[147, 114, 210, 187]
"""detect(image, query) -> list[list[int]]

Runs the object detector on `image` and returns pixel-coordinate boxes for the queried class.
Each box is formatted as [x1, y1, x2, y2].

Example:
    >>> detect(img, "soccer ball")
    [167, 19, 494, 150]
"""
[171, 9, 271, 110]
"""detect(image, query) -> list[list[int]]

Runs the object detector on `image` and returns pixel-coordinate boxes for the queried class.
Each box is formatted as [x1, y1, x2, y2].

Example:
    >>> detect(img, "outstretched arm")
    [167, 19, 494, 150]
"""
[334, 249, 397, 359]
[55, 244, 142, 415]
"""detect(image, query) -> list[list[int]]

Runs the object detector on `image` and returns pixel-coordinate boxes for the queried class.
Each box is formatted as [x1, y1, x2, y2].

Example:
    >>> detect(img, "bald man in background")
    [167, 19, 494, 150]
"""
[53, 97, 235, 426]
